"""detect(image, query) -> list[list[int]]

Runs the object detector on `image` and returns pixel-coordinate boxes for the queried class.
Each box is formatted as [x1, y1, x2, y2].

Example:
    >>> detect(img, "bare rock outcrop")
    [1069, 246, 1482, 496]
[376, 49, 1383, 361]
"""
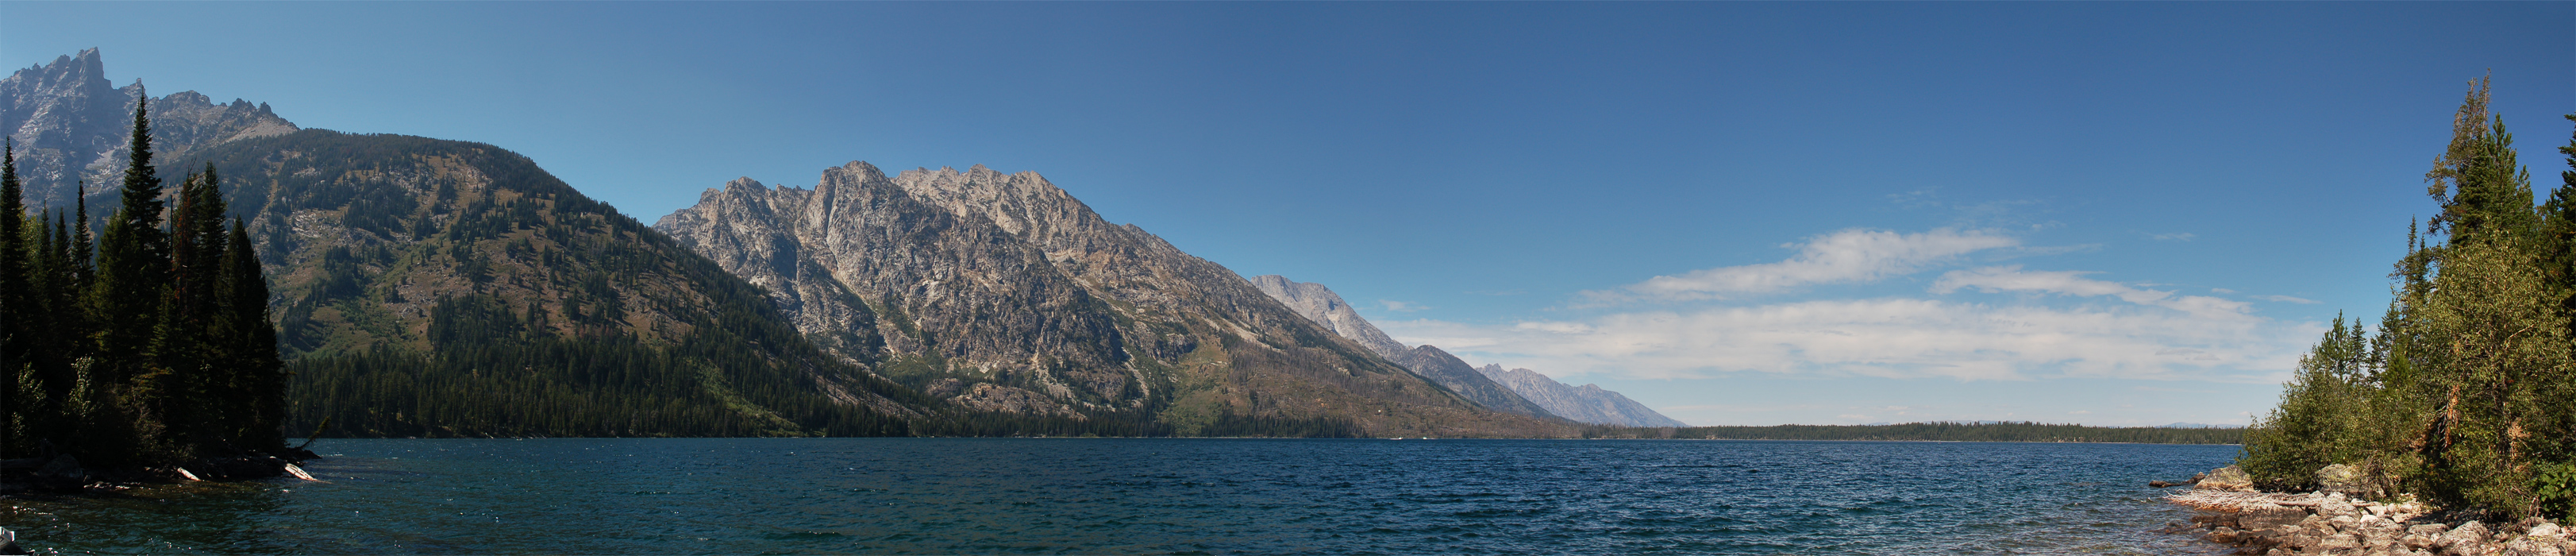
[2170, 467, 2574, 556]
[658, 164, 1574, 437]
[2, 48, 298, 210]
[1247, 275, 1410, 357]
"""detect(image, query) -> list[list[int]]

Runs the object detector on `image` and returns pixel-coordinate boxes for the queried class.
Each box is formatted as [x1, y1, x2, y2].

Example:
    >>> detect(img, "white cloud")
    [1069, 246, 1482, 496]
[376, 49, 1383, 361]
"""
[1930, 265, 2252, 319]
[1380, 297, 2313, 384]
[2148, 232, 2197, 241]
[2254, 295, 2320, 304]
[1587, 228, 2020, 303]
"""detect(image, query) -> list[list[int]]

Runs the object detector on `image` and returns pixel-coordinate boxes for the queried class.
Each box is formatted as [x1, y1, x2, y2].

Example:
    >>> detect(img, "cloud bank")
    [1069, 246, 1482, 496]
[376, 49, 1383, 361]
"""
[1400, 229, 2320, 385]
[1588, 228, 2018, 303]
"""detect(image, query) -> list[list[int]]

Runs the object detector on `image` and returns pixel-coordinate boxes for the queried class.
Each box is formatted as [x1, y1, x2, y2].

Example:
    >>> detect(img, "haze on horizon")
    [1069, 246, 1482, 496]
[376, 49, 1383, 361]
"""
[3, 2, 2570, 427]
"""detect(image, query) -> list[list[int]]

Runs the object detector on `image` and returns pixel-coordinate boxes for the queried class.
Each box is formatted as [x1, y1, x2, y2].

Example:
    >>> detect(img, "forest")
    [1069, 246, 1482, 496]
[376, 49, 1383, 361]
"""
[1, 102, 291, 469]
[2239, 77, 2576, 521]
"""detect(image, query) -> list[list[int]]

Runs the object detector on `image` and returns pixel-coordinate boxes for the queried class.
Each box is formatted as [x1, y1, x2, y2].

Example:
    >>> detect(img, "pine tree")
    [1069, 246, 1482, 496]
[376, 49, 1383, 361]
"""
[95, 95, 170, 394]
[2, 140, 26, 458]
[2425, 75, 2537, 245]
[220, 218, 283, 450]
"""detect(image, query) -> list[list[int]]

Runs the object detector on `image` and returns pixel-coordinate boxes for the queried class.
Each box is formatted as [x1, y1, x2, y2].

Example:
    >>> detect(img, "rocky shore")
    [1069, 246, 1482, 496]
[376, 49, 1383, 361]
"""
[2169, 465, 2574, 555]
[0, 449, 320, 496]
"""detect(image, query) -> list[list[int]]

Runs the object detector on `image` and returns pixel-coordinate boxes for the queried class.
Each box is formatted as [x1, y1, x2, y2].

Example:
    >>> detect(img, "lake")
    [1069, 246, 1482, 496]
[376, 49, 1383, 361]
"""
[2, 438, 2235, 554]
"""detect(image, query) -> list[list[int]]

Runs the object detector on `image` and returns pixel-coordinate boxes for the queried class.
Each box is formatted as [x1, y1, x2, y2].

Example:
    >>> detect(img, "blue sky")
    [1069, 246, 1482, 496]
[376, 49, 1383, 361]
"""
[6, 2, 2570, 427]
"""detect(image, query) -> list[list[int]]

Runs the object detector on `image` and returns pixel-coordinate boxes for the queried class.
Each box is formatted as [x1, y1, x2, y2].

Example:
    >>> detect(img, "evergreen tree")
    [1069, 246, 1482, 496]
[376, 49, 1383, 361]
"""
[2, 140, 25, 458]
[95, 94, 170, 396]
[2425, 75, 2536, 245]
[219, 218, 284, 450]
[2243, 79, 2576, 520]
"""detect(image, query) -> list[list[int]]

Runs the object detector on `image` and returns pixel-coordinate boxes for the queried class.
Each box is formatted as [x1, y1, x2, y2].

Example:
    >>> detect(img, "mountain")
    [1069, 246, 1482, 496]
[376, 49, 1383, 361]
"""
[656, 164, 1572, 437]
[3, 48, 298, 210]
[162, 129, 938, 437]
[1248, 274, 1687, 428]
[1243, 275, 1555, 419]
[12, 48, 1565, 438]
[1475, 365, 1688, 428]
[1246, 275, 1408, 357]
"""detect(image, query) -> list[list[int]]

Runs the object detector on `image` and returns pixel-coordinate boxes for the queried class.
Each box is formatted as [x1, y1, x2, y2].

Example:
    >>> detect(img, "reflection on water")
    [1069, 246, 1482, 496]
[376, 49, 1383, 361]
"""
[4, 438, 2237, 554]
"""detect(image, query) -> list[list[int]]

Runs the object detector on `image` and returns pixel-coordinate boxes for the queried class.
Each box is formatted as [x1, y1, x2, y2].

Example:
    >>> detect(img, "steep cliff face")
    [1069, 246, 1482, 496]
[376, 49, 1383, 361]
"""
[659, 164, 1572, 437]
[1479, 365, 1688, 428]
[2, 48, 298, 210]
[655, 165, 1130, 416]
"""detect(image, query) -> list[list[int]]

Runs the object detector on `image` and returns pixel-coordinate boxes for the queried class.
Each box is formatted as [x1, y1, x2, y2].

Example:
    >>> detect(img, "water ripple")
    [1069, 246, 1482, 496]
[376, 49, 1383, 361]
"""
[3, 438, 2238, 554]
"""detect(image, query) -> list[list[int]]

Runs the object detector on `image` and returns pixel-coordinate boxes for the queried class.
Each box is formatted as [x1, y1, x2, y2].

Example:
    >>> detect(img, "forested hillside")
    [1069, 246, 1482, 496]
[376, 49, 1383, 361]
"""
[164, 130, 938, 438]
[3, 102, 291, 469]
[2240, 78, 2576, 520]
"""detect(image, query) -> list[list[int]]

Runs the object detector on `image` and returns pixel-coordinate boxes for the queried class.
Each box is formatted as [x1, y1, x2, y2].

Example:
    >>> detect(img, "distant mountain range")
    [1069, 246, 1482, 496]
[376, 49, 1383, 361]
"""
[1248, 275, 1688, 428]
[5, 48, 1576, 438]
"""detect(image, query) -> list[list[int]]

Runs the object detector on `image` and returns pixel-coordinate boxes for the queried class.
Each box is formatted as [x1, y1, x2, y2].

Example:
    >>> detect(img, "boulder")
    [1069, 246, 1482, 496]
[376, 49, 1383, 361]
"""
[2200, 465, 2256, 492]
[2207, 527, 2243, 544]
[2241, 506, 2312, 531]
[2442, 522, 2494, 556]
[2317, 463, 2368, 496]
[2527, 522, 2563, 539]
[2501, 537, 2563, 556]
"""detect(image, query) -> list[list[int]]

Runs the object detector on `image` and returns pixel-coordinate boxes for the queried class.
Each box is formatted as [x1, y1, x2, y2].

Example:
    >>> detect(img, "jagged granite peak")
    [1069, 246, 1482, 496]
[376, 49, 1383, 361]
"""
[1246, 275, 1409, 359]
[658, 163, 1129, 417]
[2, 48, 298, 209]
[660, 162, 1573, 437]
[1477, 364, 1688, 428]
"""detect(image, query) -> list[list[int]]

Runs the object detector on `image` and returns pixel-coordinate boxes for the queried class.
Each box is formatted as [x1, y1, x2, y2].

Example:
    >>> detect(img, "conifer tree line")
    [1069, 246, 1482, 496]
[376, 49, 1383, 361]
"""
[2240, 76, 2576, 520]
[1, 98, 288, 467]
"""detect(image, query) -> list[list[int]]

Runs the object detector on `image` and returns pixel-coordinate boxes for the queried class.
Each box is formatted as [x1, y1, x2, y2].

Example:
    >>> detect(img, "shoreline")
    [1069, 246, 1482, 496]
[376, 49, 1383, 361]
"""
[0, 449, 321, 497]
[2164, 469, 2572, 555]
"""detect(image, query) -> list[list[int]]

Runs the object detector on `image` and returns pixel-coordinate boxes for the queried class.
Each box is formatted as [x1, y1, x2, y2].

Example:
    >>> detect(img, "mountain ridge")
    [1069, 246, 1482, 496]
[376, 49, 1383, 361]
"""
[657, 164, 1574, 437]
[3, 48, 298, 210]
[1248, 274, 1688, 428]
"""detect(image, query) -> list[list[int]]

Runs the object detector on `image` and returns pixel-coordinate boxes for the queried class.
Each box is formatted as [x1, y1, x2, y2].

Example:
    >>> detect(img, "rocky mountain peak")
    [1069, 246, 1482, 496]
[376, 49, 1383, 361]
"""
[8, 48, 110, 94]
[3, 48, 298, 209]
[660, 164, 1574, 436]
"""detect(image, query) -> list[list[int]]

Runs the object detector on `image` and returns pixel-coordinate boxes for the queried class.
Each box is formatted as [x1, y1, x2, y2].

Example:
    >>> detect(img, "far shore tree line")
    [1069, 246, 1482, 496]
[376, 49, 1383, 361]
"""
[2240, 76, 2576, 521]
[1, 98, 291, 467]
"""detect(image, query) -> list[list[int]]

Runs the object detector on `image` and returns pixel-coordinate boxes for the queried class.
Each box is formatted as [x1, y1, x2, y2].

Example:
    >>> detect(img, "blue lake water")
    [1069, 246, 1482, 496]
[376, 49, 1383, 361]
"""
[2, 438, 2235, 554]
